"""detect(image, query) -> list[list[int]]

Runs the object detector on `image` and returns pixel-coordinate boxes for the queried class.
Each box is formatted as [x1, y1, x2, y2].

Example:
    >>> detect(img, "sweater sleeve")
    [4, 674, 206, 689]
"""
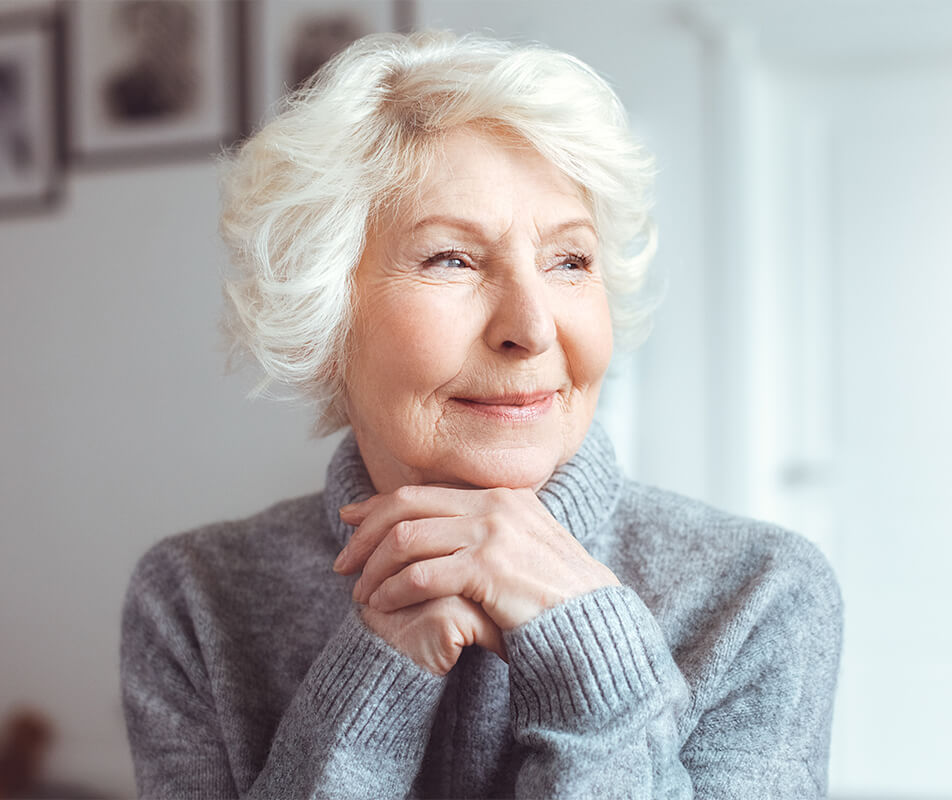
[678, 539, 843, 798]
[504, 539, 843, 800]
[503, 585, 694, 799]
[120, 553, 445, 800]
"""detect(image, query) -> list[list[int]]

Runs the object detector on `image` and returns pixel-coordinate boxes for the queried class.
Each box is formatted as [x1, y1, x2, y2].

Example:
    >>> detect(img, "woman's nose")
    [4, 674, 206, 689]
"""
[484, 269, 557, 356]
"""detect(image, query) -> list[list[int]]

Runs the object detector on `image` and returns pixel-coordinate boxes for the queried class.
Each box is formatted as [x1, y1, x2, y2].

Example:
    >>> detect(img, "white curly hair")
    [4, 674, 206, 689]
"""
[219, 30, 657, 434]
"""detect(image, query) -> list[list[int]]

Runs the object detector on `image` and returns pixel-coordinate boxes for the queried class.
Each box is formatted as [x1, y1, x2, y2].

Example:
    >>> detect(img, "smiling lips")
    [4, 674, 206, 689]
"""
[451, 391, 556, 422]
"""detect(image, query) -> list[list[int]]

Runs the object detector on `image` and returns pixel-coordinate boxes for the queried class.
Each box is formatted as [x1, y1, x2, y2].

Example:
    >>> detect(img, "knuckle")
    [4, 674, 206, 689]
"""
[437, 625, 458, 657]
[483, 511, 509, 537]
[486, 486, 513, 505]
[392, 484, 421, 505]
[390, 520, 415, 553]
[490, 486, 531, 514]
[438, 610, 466, 649]
[408, 561, 429, 590]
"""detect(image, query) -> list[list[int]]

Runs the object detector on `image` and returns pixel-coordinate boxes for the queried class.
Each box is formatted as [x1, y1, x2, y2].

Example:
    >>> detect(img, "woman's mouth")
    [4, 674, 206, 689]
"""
[450, 391, 556, 422]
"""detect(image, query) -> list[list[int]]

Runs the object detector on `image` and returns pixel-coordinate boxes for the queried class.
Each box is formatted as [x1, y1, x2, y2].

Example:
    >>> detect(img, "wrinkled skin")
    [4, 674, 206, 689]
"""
[338, 127, 618, 675]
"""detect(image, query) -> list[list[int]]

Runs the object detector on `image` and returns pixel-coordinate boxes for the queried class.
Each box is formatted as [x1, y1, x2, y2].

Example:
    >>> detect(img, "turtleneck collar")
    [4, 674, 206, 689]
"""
[323, 421, 622, 548]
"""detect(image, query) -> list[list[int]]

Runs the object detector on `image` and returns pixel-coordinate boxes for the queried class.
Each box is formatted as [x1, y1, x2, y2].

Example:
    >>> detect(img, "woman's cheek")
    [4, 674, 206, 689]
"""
[397, 289, 477, 357]
[561, 290, 613, 385]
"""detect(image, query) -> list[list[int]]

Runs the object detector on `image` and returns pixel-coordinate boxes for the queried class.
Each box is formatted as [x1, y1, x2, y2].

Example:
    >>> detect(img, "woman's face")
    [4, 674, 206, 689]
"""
[344, 127, 613, 492]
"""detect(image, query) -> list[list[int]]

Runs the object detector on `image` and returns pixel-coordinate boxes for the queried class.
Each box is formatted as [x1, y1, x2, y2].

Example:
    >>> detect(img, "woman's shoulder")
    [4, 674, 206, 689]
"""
[120, 491, 354, 726]
[127, 491, 334, 601]
[609, 479, 841, 641]
[607, 481, 841, 731]
[615, 479, 837, 585]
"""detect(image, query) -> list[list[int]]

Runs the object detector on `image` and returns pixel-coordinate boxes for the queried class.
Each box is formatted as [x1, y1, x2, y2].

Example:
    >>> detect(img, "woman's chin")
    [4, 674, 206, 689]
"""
[428, 446, 562, 491]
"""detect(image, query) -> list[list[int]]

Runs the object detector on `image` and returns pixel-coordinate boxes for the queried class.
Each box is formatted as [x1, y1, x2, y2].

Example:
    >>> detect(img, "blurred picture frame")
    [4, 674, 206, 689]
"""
[65, 0, 246, 166]
[0, 8, 64, 216]
[244, 0, 414, 131]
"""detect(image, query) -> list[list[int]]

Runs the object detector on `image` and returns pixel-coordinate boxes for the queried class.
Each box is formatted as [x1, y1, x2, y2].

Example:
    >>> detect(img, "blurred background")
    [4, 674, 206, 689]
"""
[1, 0, 950, 797]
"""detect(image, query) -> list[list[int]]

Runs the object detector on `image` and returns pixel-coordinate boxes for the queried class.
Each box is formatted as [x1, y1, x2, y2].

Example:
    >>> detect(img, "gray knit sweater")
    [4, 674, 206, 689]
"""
[121, 424, 842, 798]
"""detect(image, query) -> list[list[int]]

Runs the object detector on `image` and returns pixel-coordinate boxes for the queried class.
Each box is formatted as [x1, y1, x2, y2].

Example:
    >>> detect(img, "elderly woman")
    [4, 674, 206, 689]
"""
[121, 31, 841, 799]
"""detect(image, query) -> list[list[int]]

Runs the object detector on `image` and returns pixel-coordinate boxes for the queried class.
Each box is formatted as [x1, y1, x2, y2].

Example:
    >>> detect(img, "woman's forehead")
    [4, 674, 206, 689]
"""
[380, 128, 594, 236]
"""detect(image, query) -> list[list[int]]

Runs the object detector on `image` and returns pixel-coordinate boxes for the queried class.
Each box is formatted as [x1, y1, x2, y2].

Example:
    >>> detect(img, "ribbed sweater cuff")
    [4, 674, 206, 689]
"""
[304, 607, 446, 760]
[504, 585, 677, 733]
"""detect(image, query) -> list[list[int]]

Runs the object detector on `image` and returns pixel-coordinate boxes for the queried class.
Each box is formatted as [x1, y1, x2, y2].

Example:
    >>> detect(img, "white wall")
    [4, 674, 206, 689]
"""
[807, 63, 952, 797]
[0, 162, 342, 793]
[2, 1, 950, 796]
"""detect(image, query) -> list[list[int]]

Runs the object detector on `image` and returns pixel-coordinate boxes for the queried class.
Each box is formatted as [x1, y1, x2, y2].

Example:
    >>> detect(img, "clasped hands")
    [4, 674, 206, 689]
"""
[333, 485, 619, 676]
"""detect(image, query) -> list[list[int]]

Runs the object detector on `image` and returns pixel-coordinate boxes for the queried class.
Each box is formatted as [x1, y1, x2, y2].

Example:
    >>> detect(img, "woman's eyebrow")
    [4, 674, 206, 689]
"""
[410, 215, 596, 240]
[410, 215, 486, 236]
[540, 219, 598, 240]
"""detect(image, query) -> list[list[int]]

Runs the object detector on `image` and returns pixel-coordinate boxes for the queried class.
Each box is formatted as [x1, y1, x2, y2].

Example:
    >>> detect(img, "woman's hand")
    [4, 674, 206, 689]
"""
[335, 485, 620, 631]
[360, 596, 505, 677]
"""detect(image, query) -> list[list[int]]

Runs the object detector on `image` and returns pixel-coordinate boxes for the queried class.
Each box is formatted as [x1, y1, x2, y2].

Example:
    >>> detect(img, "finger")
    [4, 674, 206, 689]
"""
[337, 485, 538, 573]
[360, 596, 506, 675]
[353, 516, 476, 604]
[339, 503, 371, 525]
[367, 553, 475, 613]
[336, 495, 399, 574]
[449, 597, 508, 663]
[335, 486, 483, 573]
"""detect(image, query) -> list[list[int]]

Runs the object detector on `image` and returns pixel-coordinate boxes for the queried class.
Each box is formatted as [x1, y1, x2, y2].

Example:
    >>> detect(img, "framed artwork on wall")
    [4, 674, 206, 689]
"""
[244, 0, 414, 131]
[65, 0, 246, 166]
[0, 8, 64, 216]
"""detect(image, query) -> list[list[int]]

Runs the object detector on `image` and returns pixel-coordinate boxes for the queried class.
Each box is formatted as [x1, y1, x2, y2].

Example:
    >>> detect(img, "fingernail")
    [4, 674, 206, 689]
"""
[333, 547, 349, 572]
[352, 576, 363, 600]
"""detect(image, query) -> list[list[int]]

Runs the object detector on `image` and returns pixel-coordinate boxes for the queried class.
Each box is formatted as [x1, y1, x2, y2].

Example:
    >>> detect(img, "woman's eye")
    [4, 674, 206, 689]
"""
[425, 253, 470, 269]
[555, 253, 591, 271]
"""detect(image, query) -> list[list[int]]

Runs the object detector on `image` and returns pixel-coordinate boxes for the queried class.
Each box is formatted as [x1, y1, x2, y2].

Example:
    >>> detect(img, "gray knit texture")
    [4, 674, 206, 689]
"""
[121, 423, 842, 798]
